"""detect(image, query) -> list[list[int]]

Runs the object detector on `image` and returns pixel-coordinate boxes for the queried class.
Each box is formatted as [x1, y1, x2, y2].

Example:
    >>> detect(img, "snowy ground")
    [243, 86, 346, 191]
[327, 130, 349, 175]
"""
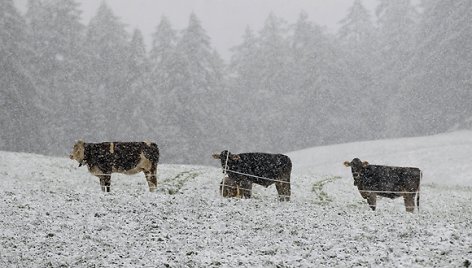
[1, 131, 471, 267]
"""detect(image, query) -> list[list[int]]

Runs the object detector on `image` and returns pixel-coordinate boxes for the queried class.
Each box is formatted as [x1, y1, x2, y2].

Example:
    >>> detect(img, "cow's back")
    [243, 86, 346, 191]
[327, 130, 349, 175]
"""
[85, 142, 159, 173]
[84, 142, 114, 170]
[232, 153, 291, 186]
[363, 165, 421, 195]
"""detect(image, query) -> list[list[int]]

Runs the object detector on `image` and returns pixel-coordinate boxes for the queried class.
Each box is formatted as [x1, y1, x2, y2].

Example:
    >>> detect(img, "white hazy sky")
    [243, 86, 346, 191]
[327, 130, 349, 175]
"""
[14, 0, 377, 59]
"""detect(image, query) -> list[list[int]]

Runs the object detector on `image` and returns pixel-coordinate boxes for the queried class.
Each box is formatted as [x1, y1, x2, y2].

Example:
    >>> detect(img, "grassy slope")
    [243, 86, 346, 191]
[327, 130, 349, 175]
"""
[0, 131, 471, 267]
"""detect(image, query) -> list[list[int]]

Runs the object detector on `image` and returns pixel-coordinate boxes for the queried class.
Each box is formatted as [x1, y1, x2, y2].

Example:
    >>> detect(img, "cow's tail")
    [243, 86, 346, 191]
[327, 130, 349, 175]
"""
[143, 142, 160, 164]
[416, 170, 422, 213]
[283, 157, 292, 182]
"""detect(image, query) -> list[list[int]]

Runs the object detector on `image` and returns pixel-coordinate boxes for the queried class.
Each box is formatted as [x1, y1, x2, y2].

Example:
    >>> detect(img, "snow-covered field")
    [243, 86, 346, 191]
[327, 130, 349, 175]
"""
[1, 131, 471, 267]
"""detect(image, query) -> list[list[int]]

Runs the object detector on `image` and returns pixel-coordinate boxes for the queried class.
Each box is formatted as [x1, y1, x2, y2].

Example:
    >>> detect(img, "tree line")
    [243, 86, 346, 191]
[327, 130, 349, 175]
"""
[1, 0, 471, 164]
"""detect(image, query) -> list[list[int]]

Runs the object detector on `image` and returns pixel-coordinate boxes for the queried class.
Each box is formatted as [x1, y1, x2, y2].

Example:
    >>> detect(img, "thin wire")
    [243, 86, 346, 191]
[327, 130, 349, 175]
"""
[358, 190, 419, 194]
[220, 184, 252, 193]
[223, 169, 290, 184]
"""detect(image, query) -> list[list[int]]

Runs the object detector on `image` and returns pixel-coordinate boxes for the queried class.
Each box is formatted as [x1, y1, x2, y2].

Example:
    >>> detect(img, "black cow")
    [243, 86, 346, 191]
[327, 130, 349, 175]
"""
[213, 150, 292, 201]
[344, 158, 421, 212]
[70, 140, 159, 192]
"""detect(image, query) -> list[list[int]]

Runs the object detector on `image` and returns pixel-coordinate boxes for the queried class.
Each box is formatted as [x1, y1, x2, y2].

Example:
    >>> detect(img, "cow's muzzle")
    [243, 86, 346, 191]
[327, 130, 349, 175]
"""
[353, 172, 361, 185]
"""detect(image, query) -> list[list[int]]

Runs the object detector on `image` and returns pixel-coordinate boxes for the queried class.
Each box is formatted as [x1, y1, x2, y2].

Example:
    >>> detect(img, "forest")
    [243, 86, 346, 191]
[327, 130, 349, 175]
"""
[1, 0, 471, 164]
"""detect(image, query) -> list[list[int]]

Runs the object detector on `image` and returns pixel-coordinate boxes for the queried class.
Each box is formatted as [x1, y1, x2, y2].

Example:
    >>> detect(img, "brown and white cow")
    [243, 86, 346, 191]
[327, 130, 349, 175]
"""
[70, 140, 159, 192]
[344, 158, 422, 212]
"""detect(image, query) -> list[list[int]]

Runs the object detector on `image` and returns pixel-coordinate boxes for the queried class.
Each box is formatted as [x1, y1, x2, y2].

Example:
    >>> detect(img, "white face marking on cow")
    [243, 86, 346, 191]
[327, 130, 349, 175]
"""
[70, 140, 85, 165]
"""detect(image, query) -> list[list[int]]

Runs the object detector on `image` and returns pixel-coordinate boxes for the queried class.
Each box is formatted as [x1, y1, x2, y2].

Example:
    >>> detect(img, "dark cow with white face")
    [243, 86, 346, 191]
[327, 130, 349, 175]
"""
[70, 140, 159, 192]
[344, 158, 421, 212]
[213, 150, 292, 201]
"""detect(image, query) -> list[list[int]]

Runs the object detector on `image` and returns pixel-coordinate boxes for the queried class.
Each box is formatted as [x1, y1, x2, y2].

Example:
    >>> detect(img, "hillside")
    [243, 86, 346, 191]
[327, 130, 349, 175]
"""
[0, 131, 471, 267]
[288, 130, 472, 186]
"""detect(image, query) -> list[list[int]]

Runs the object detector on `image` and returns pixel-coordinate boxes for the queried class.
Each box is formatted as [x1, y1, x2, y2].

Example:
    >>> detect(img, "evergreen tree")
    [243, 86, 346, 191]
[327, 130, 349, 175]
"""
[254, 13, 291, 95]
[291, 12, 360, 146]
[116, 28, 155, 140]
[148, 17, 182, 160]
[228, 27, 258, 90]
[149, 16, 180, 108]
[26, 0, 89, 153]
[248, 13, 293, 150]
[171, 13, 226, 163]
[338, 0, 376, 49]
[400, 0, 472, 134]
[128, 29, 148, 84]
[374, 0, 419, 137]
[85, 2, 131, 140]
[336, 0, 380, 140]
[0, 0, 41, 152]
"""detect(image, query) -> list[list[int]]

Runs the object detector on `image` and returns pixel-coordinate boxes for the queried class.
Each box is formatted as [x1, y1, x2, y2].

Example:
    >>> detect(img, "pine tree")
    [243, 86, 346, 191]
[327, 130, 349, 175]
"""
[247, 13, 293, 150]
[150, 16, 178, 86]
[228, 27, 259, 91]
[0, 0, 41, 152]
[115, 28, 155, 140]
[171, 13, 226, 163]
[376, 0, 418, 57]
[149, 16, 179, 101]
[290, 12, 323, 146]
[128, 29, 148, 84]
[147, 16, 182, 155]
[25, 0, 89, 153]
[291, 12, 361, 146]
[254, 13, 291, 95]
[400, 0, 472, 134]
[374, 0, 419, 137]
[85, 2, 131, 139]
[338, 0, 376, 48]
[336, 0, 380, 140]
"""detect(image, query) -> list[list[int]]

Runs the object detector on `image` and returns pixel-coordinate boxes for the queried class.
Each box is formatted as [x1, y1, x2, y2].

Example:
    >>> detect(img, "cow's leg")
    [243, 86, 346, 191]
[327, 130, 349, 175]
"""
[275, 181, 291, 202]
[403, 193, 415, 213]
[98, 175, 111, 192]
[144, 164, 158, 192]
[366, 194, 376, 211]
[239, 180, 252, 199]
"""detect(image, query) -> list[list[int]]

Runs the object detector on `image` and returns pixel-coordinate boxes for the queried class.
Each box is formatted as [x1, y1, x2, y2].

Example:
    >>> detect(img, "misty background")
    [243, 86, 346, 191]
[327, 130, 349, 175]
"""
[1, 0, 471, 165]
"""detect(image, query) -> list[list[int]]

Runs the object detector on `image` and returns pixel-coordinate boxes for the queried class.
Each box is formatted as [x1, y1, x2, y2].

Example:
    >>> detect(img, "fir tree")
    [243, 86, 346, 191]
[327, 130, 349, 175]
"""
[85, 1, 131, 139]
[0, 0, 41, 152]
[399, 0, 472, 134]
[374, 0, 419, 137]
[25, 0, 89, 153]
[172, 13, 226, 163]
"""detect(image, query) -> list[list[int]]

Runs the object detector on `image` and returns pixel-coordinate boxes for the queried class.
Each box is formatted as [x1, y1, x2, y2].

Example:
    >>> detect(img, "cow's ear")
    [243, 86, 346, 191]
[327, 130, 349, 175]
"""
[212, 154, 220, 159]
[230, 154, 241, 161]
[362, 161, 369, 167]
[343, 161, 351, 167]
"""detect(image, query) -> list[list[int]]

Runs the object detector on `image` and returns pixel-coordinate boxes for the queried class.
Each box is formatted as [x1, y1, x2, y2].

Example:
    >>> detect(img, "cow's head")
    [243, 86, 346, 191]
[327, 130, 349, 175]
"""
[343, 158, 369, 186]
[212, 150, 241, 171]
[70, 140, 86, 167]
